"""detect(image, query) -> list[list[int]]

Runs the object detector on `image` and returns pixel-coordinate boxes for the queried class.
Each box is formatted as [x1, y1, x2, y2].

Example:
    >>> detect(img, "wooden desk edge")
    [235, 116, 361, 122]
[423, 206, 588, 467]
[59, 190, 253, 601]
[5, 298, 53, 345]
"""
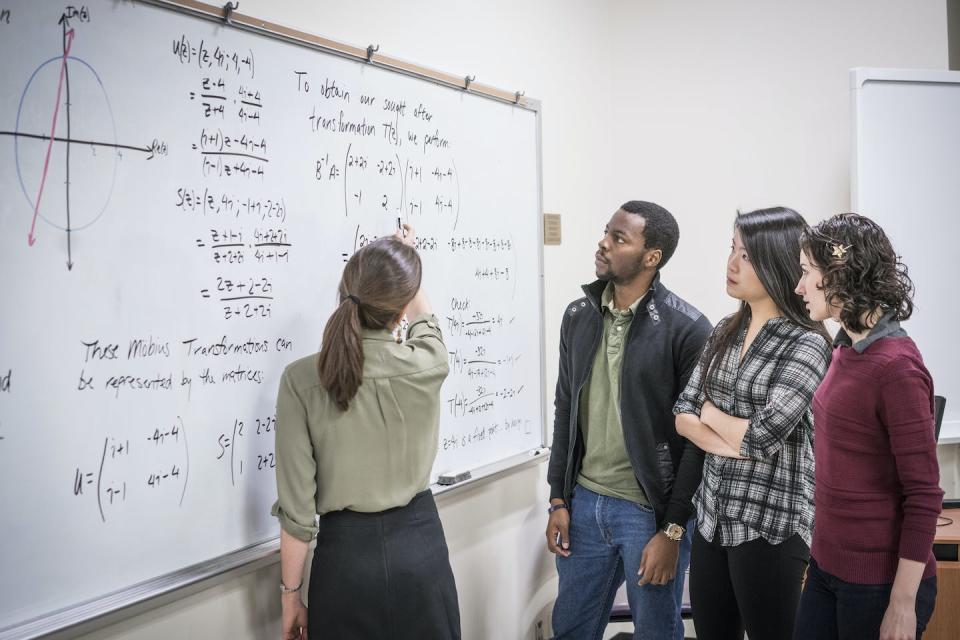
[936, 508, 960, 544]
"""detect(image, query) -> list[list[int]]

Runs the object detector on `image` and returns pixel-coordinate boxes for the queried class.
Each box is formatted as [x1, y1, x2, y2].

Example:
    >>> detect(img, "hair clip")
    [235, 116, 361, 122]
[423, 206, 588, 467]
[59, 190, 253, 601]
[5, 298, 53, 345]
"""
[830, 243, 853, 260]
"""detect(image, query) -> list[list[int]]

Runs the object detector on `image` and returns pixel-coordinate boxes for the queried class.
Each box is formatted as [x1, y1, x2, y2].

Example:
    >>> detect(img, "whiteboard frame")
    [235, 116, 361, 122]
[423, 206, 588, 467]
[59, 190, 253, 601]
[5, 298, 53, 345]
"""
[850, 67, 960, 444]
[0, 1, 548, 637]
[850, 68, 960, 214]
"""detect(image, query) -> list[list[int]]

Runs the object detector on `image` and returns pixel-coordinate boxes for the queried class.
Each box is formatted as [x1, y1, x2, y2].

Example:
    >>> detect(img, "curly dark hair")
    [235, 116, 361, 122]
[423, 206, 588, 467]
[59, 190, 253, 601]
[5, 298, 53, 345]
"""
[800, 213, 914, 334]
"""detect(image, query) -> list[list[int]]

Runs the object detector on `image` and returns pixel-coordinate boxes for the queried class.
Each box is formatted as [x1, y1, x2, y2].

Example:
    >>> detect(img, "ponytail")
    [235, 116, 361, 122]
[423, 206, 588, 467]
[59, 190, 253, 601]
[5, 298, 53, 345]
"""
[316, 237, 422, 411]
[317, 295, 364, 411]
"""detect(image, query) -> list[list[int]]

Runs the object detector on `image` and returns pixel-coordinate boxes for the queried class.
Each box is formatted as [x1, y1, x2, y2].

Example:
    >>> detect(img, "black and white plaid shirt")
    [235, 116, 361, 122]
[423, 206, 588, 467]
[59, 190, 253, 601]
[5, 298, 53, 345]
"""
[674, 315, 830, 546]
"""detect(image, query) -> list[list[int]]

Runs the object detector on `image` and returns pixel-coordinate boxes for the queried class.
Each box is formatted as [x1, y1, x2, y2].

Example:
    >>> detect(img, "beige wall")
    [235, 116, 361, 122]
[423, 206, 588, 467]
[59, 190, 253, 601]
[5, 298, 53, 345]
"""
[605, 0, 947, 322]
[77, 2, 948, 639]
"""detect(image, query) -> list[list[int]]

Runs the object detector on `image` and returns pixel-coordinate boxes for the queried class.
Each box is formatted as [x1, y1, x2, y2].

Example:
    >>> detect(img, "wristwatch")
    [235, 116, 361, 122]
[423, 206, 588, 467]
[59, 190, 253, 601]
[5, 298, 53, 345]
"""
[661, 522, 685, 542]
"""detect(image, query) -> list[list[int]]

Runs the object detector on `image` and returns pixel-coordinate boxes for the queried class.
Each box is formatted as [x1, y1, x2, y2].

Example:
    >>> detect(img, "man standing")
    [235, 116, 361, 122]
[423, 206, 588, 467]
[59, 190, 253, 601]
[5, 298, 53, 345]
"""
[547, 201, 711, 640]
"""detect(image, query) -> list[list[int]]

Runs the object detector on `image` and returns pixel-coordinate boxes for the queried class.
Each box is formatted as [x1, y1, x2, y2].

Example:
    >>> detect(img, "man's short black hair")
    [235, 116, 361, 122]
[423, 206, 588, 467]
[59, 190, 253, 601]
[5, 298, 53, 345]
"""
[619, 200, 680, 269]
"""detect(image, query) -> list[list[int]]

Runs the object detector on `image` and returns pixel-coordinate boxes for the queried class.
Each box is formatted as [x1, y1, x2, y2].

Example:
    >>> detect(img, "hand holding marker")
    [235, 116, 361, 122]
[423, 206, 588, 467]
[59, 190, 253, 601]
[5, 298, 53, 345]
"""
[395, 217, 415, 246]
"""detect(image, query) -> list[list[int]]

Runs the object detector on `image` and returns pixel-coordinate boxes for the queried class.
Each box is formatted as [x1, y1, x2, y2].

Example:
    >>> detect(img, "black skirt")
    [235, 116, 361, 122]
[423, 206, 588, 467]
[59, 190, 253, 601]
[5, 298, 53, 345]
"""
[308, 490, 461, 639]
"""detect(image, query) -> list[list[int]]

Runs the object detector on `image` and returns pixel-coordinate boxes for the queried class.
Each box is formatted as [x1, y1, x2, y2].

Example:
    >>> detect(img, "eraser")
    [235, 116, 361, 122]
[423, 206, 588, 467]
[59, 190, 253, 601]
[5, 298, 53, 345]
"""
[436, 470, 472, 485]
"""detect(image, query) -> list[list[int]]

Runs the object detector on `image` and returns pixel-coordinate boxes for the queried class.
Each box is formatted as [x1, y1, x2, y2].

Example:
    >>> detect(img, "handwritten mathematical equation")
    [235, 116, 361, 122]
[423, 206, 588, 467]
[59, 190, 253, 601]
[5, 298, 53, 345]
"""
[195, 276, 275, 320]
[440, 417, 532, 451]
[198, 275, 274, 298]
[193, 129, 267, 155]
[201, 156, 265, 179]
[174, 187, 287, 222]
[448, 237, 513, 252]
[474, 266, 511, 282]
[215, 415, 276, 486]
[445, 311, 513, 338]
[445, 385, 526, 418]
[72, 419, 189, 522]
[172, 35, 255, 78]
[188, 78, 263, 123]
[447, 348, 520, 377]
[194, 228, 291, 265]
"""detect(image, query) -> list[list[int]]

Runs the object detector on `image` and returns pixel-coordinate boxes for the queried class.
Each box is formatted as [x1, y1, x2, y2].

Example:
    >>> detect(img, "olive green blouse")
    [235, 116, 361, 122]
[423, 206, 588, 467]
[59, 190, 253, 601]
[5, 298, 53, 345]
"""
[271, 313, 449, 542]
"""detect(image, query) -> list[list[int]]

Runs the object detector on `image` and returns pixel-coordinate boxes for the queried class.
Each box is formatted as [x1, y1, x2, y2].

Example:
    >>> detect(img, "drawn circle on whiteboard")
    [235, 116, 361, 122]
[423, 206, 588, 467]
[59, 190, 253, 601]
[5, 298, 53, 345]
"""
[14, 54, 119, 231]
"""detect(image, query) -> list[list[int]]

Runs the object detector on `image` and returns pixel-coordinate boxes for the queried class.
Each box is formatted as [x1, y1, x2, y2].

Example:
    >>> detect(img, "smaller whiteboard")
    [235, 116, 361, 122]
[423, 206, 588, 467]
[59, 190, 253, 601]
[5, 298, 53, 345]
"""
[851, 68, 960, 441]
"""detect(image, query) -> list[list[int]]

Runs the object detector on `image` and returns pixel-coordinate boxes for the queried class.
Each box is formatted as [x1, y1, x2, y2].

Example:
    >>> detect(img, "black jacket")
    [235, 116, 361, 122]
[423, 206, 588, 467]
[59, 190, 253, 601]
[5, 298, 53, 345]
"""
[547, 275, 712, 527]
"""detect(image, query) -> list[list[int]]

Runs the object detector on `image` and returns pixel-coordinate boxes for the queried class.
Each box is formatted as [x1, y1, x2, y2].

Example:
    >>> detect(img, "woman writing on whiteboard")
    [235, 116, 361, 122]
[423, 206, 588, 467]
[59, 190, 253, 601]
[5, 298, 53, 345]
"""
[793, 214, 942, 640]
[271, 225, 460, 640]
[673, 207, 831, 639]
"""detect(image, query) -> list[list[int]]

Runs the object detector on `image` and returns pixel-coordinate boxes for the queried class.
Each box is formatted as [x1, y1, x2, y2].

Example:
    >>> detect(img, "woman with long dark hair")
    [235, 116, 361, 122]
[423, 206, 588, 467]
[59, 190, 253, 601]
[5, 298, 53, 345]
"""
[272, 226, 460, 640]
[674, 207, 831, 639]
[793, 213, 942, 639]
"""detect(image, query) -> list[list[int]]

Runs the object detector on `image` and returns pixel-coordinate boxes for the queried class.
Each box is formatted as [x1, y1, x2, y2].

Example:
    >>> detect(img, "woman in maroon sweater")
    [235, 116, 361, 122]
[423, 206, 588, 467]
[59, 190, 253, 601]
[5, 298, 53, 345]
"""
[794, 213, 943, 639]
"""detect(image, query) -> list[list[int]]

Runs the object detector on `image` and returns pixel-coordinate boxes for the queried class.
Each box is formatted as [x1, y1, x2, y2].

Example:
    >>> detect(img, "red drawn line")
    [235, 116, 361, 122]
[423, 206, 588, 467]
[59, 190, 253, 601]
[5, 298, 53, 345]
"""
[27, 28, 75, 246]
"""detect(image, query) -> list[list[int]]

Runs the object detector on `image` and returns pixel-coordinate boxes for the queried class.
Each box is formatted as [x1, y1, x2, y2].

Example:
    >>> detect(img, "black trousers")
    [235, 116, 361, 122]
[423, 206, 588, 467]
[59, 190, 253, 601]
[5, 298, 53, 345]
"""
[308, 490, 461, 640]
[689, 528, 809, 640]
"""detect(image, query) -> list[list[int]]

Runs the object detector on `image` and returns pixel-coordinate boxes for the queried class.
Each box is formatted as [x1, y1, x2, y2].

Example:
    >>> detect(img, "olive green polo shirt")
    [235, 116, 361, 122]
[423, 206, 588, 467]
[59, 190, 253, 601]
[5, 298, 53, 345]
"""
[271, 313, 449, 542]
[576, 283, 649, 506]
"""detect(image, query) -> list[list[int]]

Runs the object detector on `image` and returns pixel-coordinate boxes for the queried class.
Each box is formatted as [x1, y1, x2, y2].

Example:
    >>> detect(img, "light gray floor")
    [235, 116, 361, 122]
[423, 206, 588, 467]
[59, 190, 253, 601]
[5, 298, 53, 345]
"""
[601, 619, 696, 639]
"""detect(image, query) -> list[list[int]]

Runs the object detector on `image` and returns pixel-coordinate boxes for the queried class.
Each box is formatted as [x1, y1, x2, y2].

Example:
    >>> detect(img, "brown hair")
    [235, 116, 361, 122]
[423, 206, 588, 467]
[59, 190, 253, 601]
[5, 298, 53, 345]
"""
[800, 213, 914, 334]
[317, 237, 422, 410]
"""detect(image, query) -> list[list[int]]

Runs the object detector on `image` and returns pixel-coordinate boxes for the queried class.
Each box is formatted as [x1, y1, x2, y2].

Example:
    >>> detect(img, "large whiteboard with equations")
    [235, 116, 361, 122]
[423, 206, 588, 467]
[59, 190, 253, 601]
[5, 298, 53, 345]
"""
[0, 1, 545, 636]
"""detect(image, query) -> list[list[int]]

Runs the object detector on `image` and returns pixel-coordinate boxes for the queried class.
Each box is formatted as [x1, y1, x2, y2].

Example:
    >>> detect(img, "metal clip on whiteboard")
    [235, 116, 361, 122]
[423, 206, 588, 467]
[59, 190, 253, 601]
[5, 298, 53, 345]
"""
[222, 1, 238, 25]
[464, 75, 475, 91]
[366, 44, 379, 63]
[514, 90, 525, 105]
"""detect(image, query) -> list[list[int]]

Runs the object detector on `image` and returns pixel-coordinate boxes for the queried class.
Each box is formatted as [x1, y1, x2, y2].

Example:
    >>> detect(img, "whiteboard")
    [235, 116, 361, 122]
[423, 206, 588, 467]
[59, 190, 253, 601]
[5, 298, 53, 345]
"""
[851, 68, 960, 441]
[0, 1, 545, 635]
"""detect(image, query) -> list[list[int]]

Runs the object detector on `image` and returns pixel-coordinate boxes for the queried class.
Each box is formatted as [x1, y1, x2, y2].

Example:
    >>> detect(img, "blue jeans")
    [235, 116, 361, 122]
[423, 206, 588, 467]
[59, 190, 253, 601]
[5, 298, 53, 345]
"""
[793, 557, 937, 639]
[552, 485, 693, 640]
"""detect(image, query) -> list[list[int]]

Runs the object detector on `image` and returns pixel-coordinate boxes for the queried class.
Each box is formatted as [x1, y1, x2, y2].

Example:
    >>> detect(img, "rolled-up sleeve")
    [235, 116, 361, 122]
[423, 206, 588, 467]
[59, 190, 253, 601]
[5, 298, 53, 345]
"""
[272, 367, 318, 542]
[739, 332, 830, 460]
[403, 313, 449, 375]
[673, 357, 707, 417]
[673, 320, 723, 417]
